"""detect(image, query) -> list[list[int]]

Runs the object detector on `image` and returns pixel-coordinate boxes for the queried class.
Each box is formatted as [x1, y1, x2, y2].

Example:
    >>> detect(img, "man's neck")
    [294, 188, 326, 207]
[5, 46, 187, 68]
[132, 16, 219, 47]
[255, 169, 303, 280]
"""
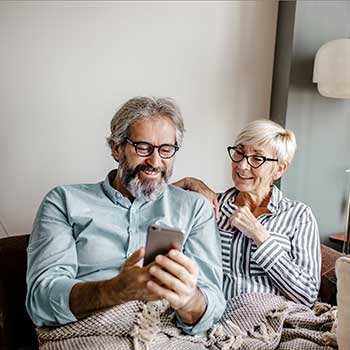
[112, 173, 134, 201]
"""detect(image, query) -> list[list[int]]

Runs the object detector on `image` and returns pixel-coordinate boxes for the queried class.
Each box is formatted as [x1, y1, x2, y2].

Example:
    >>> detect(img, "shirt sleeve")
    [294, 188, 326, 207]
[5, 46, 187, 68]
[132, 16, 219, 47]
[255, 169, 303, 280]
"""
[251, 206, 321, 307]
[175, 194, 226, 335]
[26, 187, 80, 326]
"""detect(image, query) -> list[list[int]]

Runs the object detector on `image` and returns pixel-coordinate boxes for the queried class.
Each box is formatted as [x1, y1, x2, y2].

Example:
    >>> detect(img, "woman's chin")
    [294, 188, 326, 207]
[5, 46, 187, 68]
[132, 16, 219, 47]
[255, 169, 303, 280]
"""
[234, 180, 255, 192]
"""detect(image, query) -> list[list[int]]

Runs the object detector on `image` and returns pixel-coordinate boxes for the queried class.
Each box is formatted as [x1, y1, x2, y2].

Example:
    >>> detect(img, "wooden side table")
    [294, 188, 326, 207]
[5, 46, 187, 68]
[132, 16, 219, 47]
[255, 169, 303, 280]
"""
[329, 232, 350, 254]
[329, 232, 346, 244]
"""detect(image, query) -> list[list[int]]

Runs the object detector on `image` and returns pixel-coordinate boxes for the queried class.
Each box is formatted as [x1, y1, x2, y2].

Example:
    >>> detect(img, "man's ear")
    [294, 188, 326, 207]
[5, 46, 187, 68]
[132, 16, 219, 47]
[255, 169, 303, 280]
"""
[111, 141, 121, 162]
[272, 162, 288, 181]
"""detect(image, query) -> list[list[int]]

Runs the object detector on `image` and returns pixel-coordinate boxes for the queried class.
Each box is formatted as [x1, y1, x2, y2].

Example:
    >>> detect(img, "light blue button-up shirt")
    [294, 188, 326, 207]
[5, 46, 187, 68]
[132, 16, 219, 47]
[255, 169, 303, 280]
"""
[26, 170, 225, 335]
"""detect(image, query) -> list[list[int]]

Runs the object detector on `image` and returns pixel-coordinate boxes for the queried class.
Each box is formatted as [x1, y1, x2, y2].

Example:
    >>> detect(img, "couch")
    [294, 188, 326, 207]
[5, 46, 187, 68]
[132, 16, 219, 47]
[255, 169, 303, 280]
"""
[0, 234, 344, 350]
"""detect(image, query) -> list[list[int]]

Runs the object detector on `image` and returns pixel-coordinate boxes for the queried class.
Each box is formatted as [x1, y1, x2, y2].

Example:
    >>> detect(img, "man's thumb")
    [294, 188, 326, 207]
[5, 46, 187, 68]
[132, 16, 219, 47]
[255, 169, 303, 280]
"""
[124, 247, 145, 267]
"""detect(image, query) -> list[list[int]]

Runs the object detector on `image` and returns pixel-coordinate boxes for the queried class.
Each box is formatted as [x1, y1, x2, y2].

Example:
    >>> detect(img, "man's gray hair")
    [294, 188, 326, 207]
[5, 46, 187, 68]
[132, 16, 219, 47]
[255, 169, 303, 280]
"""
[107, 97, 185, 153]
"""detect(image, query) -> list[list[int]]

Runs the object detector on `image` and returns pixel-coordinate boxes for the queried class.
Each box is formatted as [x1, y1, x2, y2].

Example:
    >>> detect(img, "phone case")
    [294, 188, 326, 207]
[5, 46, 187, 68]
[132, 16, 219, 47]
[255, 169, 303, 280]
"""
[143, 224, 184, 266]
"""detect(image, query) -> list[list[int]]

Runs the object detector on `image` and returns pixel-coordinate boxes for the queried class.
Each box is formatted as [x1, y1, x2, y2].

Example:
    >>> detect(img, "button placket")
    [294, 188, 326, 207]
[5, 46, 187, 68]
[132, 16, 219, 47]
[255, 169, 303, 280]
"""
[126, 205, 138, 257]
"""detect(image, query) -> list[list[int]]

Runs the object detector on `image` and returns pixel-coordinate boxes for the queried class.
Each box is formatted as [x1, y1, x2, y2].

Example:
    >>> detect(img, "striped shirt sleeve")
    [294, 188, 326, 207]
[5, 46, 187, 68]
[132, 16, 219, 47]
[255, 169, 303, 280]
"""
[251, 206, 321, 307]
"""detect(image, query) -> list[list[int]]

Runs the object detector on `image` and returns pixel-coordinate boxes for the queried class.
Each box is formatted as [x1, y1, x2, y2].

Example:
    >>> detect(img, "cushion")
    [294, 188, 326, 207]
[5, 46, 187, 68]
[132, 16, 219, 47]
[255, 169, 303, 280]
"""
[0, 234, 38, 350]
[319, 244, 343, 305]
[336, 256, 350, 350]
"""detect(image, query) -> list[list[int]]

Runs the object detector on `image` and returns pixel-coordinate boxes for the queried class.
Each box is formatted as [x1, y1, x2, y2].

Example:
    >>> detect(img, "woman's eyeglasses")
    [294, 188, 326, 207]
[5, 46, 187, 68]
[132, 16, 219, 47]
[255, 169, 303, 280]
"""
[227, 146, 278, 168]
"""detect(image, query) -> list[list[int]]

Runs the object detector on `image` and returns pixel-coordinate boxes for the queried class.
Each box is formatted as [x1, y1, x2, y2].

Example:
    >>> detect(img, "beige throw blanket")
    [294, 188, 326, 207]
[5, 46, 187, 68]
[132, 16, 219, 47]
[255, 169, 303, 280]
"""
[37, 293, 337, 350]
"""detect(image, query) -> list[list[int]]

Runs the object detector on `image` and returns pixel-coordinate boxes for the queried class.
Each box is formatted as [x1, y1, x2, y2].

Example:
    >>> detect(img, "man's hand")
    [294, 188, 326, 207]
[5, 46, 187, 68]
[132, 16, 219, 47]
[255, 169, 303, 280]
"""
[146, 249, 206, 324]
[70, 247, 160, 320]
[108, 247, 159, 304]
[173, 177, 219, 219]
[230, 206, 270, 246]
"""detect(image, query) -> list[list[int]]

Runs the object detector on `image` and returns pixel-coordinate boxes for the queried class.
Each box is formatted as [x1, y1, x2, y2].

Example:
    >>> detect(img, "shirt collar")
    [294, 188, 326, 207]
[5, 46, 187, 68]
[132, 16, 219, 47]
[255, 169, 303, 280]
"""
[267, 185, 283, 213]
[102, 169, 131, 207]
[225, 185, 283, 214]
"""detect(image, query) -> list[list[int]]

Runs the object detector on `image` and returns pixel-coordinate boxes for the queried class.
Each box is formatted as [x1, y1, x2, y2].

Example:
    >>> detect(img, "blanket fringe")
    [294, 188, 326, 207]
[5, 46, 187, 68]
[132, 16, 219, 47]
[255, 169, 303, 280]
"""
[267, 302, 288, 319]
[208, 319, 247, 350]
[130, 300, 170, 350]
[248, 322, 277, 343]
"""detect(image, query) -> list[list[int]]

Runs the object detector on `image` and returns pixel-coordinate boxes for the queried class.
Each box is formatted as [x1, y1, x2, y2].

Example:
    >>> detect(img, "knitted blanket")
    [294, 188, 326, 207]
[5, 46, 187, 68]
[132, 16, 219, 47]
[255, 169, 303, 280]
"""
[37, 293, 337, 350]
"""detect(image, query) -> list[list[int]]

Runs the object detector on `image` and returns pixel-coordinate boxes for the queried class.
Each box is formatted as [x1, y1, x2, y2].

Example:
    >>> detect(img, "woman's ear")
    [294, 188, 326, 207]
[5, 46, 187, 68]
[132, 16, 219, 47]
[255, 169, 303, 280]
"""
[111, 141, 121, 162]
[272, 162, 288, 181]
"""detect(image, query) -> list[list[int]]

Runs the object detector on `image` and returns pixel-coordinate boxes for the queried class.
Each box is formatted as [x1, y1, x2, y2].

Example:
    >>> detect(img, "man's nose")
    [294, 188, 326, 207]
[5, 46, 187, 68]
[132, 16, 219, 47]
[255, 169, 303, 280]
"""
[146, 148, 162, 167]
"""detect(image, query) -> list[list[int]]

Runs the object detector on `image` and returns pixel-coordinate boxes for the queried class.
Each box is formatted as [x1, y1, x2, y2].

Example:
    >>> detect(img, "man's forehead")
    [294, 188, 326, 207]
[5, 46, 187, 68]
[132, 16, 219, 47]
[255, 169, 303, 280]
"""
[128, 117, 176, 142]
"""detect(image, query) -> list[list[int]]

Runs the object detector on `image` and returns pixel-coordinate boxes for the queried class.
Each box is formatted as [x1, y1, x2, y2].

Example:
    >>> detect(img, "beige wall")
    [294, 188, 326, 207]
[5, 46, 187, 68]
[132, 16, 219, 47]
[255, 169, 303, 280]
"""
[0, 1, 278, 235]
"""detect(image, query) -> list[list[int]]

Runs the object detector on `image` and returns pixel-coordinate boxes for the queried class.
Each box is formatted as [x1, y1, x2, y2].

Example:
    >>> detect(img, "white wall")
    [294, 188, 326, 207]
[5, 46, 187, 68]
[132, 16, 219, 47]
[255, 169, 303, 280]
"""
[0, 1, 278, 235]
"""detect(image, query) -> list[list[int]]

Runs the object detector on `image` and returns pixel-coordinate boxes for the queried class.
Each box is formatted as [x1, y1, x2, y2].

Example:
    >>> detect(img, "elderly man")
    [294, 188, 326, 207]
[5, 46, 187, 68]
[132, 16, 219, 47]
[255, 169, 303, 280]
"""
[26, 97, 225, 337]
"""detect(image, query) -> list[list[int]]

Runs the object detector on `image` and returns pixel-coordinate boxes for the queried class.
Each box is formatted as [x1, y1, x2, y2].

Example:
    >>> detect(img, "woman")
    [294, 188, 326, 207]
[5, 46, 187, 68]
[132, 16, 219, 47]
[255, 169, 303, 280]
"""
[175, 119, 321, 307]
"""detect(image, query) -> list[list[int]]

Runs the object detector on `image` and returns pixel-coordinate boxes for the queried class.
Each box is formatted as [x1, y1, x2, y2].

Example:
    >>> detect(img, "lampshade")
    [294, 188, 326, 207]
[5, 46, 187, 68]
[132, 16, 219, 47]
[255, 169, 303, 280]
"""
[313, 38, 350, 99]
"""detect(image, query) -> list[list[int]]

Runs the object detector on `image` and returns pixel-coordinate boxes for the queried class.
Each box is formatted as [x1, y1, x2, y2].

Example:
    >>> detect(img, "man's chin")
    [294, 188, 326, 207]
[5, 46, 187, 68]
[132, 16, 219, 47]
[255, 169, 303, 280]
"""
[128, 176, 167, 202]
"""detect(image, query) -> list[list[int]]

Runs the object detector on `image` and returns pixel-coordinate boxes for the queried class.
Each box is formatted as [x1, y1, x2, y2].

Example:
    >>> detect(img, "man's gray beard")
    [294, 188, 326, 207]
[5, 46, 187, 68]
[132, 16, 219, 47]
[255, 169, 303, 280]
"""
[127, 174, 167, 202]
[118, 152, 172, 202]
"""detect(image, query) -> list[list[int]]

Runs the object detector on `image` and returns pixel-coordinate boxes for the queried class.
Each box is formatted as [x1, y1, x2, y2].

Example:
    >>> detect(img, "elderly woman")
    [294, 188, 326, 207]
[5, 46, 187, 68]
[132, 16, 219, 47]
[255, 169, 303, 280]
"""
[175, 119, 321, 307]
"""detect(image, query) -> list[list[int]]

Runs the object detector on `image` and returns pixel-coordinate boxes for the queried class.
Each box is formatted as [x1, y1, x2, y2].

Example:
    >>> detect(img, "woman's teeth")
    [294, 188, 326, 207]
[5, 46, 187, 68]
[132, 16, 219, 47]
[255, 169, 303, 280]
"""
[237, 173, 252, 179]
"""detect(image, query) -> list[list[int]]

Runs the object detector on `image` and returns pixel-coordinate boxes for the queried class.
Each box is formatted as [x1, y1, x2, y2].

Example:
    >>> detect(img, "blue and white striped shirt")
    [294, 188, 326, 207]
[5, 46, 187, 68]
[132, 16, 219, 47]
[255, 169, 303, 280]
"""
[217, 185, 321, 307]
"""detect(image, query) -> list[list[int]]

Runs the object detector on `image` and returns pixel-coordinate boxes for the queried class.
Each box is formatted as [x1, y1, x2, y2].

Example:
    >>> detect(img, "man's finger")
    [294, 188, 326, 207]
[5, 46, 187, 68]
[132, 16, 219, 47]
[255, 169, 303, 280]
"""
[165, 250, 198, 277]
[123, 247, 145, 267]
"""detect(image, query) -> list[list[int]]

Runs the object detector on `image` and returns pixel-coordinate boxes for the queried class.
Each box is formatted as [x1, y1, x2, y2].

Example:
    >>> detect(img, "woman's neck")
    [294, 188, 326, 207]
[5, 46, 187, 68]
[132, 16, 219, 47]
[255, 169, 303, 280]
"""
[235, 188, 272, 217]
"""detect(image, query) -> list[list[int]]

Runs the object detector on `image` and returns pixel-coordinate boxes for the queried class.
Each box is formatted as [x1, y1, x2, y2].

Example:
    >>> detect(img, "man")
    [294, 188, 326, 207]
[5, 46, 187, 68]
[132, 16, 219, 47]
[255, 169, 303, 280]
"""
[26, 96, 225, 336]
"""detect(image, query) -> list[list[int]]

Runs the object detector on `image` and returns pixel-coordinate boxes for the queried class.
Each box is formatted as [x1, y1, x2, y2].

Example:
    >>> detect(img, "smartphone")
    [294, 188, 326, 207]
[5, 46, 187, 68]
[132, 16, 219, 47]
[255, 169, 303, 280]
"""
[143, 224, 185, 266]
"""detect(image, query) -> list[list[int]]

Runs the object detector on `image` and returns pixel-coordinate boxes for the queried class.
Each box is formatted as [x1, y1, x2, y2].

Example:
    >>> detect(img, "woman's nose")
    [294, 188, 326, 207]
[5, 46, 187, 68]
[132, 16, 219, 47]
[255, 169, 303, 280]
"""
[237, 156, 250, 170]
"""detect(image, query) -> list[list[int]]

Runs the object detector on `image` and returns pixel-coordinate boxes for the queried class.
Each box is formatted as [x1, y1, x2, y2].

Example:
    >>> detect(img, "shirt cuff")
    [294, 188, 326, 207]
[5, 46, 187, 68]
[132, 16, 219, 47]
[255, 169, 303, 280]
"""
[251, 236, 285, 272]
[49, 278, 81, 325]
[175, 285, 224, 336]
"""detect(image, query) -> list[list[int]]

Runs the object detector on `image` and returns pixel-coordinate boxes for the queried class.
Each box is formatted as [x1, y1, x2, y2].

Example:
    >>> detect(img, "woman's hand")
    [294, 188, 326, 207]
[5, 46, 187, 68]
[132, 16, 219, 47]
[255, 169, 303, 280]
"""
[172, 177, 219, 219]
[230, 206, 270, 246]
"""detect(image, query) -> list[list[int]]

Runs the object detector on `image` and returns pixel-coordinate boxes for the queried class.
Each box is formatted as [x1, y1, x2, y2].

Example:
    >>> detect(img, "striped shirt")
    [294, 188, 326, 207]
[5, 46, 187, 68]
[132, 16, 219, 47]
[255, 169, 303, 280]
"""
[217, 185, 321, 307]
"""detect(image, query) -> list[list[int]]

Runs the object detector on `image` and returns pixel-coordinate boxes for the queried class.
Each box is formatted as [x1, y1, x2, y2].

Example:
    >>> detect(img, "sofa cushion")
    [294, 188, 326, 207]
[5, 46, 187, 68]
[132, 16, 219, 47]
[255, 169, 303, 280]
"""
[336, 256, 350, 350]
[319, 244, 343, 305]
[0, 234, 38, 350]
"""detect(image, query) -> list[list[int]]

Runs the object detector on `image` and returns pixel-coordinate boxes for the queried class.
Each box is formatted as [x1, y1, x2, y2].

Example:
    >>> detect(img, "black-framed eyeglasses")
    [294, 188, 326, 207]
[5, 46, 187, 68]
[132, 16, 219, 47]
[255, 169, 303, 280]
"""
[227, 146, 278, 169]
[126, 138, 179, 159]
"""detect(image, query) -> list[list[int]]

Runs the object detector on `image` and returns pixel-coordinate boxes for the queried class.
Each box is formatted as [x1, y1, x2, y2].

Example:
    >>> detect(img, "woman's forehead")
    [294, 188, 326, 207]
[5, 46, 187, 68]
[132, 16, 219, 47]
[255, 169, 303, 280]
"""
[236, 143, 274, 154]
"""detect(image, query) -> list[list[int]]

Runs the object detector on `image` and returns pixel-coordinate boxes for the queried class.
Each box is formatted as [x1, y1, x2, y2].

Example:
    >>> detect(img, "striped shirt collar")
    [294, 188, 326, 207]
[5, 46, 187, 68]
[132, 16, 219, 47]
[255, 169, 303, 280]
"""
[267, 185, 283, 213]
[222, 184, 283, 215]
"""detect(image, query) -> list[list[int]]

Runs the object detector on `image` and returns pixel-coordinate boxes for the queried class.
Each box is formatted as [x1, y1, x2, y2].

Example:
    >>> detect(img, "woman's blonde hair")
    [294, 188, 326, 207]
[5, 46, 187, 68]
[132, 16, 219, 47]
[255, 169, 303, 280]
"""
[234, 119, 297, 165]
